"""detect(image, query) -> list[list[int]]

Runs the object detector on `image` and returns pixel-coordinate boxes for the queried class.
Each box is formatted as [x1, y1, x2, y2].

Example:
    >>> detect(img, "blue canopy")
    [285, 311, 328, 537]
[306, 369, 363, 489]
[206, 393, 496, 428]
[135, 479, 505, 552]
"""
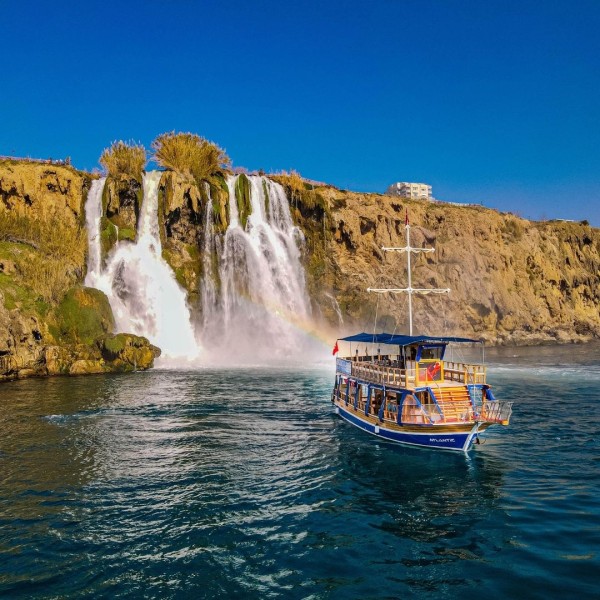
[337, 332, 479, 345]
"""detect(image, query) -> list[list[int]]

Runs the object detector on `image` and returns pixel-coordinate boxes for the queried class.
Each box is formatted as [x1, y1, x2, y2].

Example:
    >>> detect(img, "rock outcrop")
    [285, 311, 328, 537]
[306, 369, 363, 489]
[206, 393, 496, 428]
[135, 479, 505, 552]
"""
[101, 175, 142, 253]
[288, 183, 600, 344]
[157, 171, 230, 305]
[0, 161, 160, 382]
[1, 156, 599, 388]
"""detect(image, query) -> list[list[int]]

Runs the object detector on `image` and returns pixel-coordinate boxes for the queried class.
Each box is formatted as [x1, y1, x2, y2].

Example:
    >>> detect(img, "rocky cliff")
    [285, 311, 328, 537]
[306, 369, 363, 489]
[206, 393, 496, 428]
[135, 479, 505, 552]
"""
[0, 160, 160, 381]
[154, 171, 600, 345]
[288, 183, 600, 344]
[1, 159, 598, 385]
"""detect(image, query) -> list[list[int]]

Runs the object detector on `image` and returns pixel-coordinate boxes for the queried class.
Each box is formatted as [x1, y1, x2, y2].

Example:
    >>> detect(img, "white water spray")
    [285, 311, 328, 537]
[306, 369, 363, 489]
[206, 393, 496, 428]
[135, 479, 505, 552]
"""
[85, 172, 201, 361]
[200, 175, 322, 364]
[84, 177, 105, 286]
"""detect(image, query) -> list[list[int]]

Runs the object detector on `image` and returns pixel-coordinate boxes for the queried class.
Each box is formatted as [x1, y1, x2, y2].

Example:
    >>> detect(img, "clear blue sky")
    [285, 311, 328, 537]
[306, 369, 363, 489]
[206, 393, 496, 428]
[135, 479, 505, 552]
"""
[2, 0, 599, 224]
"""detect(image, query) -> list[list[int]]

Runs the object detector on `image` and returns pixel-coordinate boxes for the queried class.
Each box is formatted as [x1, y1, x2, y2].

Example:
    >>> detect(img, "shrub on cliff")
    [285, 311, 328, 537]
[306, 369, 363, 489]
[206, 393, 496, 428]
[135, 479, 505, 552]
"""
[151, 132, 231, 184]
[274, 170, 305, 199]
[99, 141, 147, 181]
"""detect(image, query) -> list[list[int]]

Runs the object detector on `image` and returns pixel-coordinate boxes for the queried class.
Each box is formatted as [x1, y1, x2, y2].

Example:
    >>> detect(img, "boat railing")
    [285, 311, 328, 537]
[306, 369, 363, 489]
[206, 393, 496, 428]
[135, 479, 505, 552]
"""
[443, 361, 487, 384]
[350, 361, 409, 387]
[339, 357, 486, 388]
[480, 400, 513, 424]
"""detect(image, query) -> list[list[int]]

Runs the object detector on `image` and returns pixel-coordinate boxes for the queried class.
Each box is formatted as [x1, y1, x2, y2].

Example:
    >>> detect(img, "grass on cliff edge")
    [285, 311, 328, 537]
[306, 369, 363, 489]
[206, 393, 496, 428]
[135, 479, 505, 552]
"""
[99, 141, 147, 181]
[0, 212, 87, 306]
[152, 132, 231, 184]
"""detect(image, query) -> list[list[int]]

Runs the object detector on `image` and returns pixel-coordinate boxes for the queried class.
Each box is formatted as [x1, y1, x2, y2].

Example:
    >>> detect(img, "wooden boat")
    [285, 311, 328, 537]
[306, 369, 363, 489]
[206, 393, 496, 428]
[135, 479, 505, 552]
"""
[331, 215, 512, 452]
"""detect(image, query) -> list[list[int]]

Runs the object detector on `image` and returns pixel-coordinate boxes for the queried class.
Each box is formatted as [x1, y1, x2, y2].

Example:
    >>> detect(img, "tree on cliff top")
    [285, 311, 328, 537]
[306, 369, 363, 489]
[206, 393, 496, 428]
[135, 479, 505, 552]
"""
[151, 132, 231, 183]
[99, 141, 147, 182]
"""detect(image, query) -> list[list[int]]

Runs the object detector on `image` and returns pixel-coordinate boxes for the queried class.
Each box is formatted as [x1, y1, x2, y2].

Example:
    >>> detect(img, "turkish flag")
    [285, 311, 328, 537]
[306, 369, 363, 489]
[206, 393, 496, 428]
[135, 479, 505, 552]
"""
[332, 341, 339, 355]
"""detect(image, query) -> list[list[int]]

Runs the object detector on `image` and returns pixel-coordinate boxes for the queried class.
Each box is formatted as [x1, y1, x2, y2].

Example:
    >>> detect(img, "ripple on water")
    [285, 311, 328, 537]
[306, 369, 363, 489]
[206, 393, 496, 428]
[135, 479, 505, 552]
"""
[0, 359, 599, 598]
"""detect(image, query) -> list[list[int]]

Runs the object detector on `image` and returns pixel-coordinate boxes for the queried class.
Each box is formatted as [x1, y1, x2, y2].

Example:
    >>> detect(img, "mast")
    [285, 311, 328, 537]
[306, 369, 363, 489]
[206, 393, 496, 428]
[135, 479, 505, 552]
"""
[367, 214, 450, 335]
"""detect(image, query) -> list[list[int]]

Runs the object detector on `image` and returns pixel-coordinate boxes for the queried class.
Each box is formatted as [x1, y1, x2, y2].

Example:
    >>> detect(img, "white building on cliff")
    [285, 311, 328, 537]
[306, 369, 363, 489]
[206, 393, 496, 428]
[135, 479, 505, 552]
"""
[386, 181, 432, 200]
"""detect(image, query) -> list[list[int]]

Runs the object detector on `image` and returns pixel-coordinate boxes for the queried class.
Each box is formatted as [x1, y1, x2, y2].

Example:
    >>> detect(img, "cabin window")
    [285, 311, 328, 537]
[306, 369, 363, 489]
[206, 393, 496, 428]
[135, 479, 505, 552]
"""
[416, 344, 445, 361]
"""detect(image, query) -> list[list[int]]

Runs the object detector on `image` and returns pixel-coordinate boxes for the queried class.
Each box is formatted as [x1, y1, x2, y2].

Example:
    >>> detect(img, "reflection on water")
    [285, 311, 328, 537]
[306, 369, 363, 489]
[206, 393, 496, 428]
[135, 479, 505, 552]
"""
[0, 347, 599, 598]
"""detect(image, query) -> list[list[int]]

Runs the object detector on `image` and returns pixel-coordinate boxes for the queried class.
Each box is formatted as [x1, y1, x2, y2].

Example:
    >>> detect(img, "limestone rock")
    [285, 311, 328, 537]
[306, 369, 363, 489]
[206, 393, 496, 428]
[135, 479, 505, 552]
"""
[298, 185, 600, 345]
[0, 161, 87, 226]
[69, 359, 105, 375]
[103, 175, 141, 232]
[98, 333, 161, 372]
[44, 345, 73, 375]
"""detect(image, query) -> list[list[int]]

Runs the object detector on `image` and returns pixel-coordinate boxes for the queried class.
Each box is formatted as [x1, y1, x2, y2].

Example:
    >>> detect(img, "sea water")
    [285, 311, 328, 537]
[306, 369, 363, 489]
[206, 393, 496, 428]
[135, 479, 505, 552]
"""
[0, 344, 599, 598]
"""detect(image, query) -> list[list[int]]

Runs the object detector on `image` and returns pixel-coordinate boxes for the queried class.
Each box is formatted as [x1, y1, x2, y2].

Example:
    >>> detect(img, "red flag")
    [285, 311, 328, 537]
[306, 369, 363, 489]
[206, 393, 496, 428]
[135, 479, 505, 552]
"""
[332, 341, 339, 355]
[405, 209, 409, 226]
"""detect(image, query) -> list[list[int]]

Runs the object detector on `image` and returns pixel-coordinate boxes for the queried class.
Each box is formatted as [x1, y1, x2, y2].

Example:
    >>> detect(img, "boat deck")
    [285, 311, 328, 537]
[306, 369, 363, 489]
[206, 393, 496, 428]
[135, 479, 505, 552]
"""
[339, 356, 487, 389]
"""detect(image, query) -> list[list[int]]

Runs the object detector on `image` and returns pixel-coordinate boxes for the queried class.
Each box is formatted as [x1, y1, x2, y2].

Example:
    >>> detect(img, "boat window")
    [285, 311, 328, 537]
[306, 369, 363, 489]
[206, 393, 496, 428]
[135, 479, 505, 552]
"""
[416, 344, 445, 361]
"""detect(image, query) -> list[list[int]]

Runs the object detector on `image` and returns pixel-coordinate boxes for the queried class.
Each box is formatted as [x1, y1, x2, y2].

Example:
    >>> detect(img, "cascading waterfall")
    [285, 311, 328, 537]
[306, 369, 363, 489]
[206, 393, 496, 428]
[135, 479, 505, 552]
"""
[84, 177, 106, 285]
[84, 171, 324, 366]
[85, 172, 200, 361]
[199, 174, 318, 364]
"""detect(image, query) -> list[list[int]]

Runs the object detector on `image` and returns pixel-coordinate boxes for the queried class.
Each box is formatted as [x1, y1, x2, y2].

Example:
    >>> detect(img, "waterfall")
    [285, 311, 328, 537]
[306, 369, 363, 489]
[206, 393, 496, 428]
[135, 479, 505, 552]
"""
[84, 177, 105, 286]
[199, 174, 318, 364]
[84, 172, 201, 361]
[84, 171, 325, 366]
[325, 293, 344, 326]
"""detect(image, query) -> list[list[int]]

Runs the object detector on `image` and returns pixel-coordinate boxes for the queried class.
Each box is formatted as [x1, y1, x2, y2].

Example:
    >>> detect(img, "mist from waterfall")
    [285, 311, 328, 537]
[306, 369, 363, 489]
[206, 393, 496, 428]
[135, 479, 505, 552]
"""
[199, 174, 322, 365]
[85, 172, 200, 362]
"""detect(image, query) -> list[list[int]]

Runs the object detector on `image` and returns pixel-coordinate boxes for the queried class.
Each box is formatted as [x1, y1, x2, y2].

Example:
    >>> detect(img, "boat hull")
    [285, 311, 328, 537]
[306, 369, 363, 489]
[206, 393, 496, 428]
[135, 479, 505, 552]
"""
[335, 402, 482, 452]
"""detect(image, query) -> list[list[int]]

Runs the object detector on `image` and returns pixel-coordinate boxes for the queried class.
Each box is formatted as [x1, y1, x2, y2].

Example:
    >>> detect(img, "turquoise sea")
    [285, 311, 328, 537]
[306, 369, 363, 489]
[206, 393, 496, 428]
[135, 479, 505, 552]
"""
[1, 344, 599, 599]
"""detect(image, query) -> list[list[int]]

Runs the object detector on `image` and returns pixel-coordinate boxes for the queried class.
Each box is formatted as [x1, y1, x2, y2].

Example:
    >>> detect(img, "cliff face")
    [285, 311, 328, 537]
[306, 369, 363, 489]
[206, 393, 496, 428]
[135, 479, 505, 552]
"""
[294, 185, 600, 344]
[1, 159, 598, 385]
[0, 161, 160, 381]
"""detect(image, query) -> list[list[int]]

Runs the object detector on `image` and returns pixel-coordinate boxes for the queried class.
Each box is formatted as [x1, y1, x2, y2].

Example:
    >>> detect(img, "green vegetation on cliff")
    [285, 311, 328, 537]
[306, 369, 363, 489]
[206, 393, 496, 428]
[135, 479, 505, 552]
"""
[235, 174, 252, 229]
[0, 211, 86, 307]
[209, 174, 230, 233]
[100, 141, 146, 182]
[152, 132, 230, 186]
[49, 286, 115, 346]
[99, 332, 159, 372]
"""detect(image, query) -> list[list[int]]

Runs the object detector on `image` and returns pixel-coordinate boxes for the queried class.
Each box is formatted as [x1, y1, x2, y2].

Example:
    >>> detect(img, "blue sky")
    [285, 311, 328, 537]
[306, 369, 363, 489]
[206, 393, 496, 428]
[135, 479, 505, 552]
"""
[2, 0, 599, 224]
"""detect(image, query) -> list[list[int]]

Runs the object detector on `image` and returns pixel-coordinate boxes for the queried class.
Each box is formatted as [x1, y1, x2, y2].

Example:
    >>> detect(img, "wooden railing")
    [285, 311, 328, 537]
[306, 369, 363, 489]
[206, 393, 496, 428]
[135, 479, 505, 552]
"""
[343, 358, 486, 388]
[350, 362, 409, 387]
[444, 360, 487, 384]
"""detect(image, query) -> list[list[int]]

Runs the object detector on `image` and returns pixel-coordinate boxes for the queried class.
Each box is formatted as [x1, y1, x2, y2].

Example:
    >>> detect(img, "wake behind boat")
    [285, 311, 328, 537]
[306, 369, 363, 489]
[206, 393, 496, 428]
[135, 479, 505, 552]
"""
[331, 214, 512, 452]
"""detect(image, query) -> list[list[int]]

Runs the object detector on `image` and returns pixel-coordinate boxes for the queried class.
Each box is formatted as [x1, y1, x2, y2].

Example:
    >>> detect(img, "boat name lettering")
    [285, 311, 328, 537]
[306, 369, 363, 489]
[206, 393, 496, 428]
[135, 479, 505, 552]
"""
[429, 438, 455, 443]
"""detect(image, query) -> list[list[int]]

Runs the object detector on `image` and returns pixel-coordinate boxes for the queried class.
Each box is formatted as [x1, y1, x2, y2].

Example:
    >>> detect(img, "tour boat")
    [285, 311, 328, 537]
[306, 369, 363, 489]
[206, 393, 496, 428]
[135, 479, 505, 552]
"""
[331, 216, 512, 452]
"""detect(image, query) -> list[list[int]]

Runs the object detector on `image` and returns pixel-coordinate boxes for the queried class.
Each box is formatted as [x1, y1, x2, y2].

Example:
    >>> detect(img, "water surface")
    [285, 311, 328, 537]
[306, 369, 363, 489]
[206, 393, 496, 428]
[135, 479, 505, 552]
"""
[1, 345, 599, 598]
